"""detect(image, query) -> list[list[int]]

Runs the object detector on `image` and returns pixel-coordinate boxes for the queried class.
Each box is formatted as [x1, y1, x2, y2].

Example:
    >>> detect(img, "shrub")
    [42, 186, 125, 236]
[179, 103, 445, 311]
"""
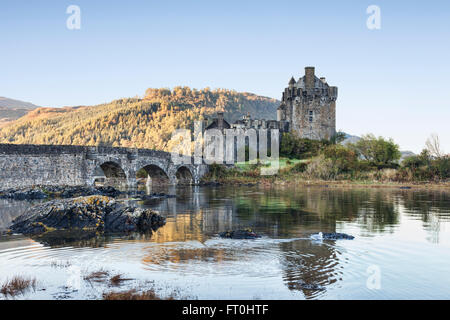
[349, 134, 401, 167]
[243, 165, 261, 178]
[401, 150, 449, 181]
[303, 155, 337, 180]
[323, 144, 359, 173]
[280, 133, 327, 159]
[279, 161, 309, 176]
[430, 156, 450, 180]
[206, 163, 229, 179]
[357, 160, 377, 172]
[374, 168, 399, 182]
[290, 161, 309, 173]
[330, 131, 346, 144]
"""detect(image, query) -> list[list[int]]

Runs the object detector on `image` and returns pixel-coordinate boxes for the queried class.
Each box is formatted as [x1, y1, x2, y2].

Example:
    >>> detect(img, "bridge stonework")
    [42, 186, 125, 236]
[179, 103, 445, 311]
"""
[0, 144, 208, 189]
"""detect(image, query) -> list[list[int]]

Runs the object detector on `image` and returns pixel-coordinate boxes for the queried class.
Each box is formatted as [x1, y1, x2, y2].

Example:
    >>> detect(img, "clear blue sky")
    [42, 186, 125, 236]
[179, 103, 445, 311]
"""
[1, 0, 449, 153]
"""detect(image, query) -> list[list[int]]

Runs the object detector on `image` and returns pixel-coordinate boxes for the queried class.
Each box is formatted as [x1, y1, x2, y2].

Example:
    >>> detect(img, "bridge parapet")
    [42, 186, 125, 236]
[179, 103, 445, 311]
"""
[0, 144, 207, 189]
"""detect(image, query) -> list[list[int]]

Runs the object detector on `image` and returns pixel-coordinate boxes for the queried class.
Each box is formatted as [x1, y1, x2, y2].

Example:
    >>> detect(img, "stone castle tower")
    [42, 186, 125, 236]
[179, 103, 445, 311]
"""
[277, 67, 337, 140]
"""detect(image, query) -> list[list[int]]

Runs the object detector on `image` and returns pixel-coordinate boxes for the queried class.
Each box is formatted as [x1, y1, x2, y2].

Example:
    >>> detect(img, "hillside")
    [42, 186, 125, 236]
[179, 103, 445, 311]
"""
[0, 97, 39, 126]
[0, 87, 279, 151]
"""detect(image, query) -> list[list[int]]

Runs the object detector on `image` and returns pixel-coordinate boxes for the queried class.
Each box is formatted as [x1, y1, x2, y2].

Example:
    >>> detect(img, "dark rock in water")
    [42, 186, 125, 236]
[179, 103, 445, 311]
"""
[0, 185, 124, 200]
[311, 232, 354, 240]
[92, 186, 123, 198]
[10, 195, 165, 236]
[297, 281, 325, 291]
[0, 188, 48, 200]
[219, 229, 261, 239]
[136, 193, 177, 201]
[200, 181, 223, 187]
[152, 192, 176, 198]
[323, 232, 354, 240]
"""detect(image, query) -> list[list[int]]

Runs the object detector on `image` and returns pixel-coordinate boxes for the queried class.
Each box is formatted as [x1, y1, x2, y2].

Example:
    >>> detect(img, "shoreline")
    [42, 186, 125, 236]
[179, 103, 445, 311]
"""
[201, 177, 450, 191]
[0, 179, 449, 201]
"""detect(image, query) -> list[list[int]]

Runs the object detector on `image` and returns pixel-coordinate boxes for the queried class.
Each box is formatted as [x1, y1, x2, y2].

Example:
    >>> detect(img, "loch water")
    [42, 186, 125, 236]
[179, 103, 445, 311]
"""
[1, 185, 450, 300]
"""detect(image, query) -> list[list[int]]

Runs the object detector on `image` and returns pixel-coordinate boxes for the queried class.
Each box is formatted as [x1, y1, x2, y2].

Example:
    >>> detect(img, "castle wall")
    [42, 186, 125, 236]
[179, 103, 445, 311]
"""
[292, 97, 336, 140]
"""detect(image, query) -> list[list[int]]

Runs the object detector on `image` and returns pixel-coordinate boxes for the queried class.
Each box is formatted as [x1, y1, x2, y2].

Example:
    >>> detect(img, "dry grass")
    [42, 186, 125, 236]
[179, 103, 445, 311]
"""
[1, 276, 37, 297]
[109, 274, 132, 286]
[83, 270, 109, 282]
[103, 289, 171, 300]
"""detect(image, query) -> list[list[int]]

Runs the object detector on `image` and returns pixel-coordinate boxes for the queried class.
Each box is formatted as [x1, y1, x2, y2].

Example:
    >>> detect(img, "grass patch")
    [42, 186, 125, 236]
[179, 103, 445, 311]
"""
[235, 157, 304, 171]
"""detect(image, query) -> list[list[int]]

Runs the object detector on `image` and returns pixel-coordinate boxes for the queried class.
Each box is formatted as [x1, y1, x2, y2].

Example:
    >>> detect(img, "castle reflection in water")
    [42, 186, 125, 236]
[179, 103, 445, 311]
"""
[135, 185, 450, 298]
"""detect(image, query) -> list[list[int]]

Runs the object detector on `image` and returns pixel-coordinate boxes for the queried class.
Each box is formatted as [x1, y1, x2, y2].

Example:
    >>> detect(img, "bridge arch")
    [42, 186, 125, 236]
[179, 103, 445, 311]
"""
[96, 161, 128, 186]
[175, 165, 194, 185]
[137, 163, 170, 185]
[100, 161, 126, 178]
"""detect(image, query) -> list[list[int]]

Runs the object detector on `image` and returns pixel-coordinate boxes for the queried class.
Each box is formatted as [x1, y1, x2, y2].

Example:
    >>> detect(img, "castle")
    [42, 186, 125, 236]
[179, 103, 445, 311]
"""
[278, 66, 337, 140]
[206, 67, 337, 141]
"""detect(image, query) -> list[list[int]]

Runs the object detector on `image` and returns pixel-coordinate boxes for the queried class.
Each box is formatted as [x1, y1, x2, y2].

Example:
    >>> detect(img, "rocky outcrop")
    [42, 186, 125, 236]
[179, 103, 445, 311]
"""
[10, 195, 166, 235]
[0, 185, 177, 201]
[0, 185, 122, 200]
[219, 229, 261, 239]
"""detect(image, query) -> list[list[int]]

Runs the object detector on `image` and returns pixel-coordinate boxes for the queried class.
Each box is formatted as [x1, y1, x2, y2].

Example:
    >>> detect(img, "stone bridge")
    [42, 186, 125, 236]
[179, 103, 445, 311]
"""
[0, 144, 208, 189]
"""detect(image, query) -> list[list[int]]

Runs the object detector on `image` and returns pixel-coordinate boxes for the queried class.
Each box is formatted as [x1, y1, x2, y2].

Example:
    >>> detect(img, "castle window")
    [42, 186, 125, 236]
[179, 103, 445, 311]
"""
[309, 116, 313, 123]
[309, 110, 313, 123]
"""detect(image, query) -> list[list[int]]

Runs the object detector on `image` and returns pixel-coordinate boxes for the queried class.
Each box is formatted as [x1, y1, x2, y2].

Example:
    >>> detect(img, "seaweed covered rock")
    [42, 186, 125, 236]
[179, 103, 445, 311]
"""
[219, 228, 261, 239]
[10, 195, 165, 235]
[0, 185, 123, 200]
[0, 188, 48, 200]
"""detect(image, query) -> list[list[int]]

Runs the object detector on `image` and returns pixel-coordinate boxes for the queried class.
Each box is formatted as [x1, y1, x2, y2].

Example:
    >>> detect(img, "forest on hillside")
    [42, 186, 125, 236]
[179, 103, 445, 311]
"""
[0, 87, 279, 151]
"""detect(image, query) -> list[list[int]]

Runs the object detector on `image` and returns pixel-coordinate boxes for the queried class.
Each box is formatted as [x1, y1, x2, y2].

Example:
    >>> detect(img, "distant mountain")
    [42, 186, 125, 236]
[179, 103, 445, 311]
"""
[0, 97, 38, 110]
[342, 133, 361, 145]
[399, 150, 416, 161]
[0, 97, 39, 126]
[0, 87, 279, 151]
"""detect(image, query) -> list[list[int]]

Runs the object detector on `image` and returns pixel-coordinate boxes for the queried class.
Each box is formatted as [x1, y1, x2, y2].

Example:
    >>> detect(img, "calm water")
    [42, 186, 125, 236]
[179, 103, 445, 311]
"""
[1, 185, 450, 300]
